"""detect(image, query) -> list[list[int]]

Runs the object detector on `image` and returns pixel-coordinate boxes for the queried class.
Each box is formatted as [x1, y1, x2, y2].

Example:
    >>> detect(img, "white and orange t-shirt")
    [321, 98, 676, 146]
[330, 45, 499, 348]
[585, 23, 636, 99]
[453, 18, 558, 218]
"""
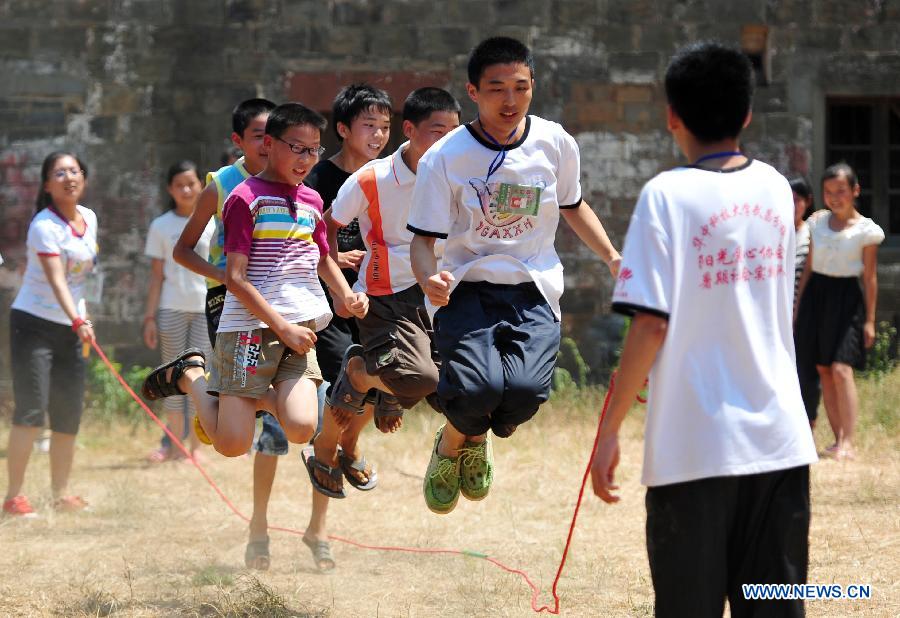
[330, 142, 420, 296]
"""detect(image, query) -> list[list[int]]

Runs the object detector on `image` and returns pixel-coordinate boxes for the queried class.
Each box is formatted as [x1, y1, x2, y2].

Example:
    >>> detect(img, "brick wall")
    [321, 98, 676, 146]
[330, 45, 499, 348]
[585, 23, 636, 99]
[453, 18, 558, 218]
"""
[1, 0, 898, 385]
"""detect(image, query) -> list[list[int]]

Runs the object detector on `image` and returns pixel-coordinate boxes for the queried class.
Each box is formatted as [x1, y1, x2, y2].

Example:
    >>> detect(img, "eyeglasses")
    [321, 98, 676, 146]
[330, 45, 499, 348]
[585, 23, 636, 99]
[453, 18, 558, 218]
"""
[274, 136, 325, 158]
[52, 168, 84, 180]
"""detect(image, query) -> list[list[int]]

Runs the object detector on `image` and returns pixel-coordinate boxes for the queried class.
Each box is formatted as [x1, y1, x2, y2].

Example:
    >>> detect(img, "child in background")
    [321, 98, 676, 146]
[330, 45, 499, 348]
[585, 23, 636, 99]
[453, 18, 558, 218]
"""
[300, 84, 391, 567]
[172, 98, 301, 570]
[591, 42, 818, 617]
[408, 37, 621, 514]
[795, 163, 884, 460]
[143, 160, 214, 463]
[789, 175, 819, 428]
[305, 87, 461, 499]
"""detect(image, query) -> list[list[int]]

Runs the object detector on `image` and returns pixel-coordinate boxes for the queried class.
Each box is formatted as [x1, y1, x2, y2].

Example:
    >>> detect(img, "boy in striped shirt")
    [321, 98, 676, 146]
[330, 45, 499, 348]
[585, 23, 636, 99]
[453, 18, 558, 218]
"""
[302, 88, 461, 499]
[143, 103, 367, 461]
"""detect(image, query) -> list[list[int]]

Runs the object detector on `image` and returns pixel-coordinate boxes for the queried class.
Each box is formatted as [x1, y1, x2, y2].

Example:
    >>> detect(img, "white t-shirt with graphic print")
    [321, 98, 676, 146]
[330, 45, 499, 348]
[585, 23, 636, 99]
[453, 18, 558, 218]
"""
[611, 160, 817, 487]
[12, 205, 99, 325]
[331, 142, 419, 296]
[407, 116, 582, 319]
[807, 210, 884, 278]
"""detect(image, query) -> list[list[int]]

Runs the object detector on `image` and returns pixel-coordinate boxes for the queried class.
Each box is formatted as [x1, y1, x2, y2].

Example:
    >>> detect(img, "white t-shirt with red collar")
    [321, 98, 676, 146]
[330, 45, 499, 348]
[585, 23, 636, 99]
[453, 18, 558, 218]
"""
[612, 159, 817, 487]
[330, 142, 421, 296]
[407, 116, 583, 319]
[12, 205, 99, 325]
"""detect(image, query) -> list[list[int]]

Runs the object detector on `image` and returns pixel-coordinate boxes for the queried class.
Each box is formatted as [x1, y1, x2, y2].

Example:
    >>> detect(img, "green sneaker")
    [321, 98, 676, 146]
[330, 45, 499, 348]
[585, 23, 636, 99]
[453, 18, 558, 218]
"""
[458, 436, 494, 501]
[423, 426, 461, 515]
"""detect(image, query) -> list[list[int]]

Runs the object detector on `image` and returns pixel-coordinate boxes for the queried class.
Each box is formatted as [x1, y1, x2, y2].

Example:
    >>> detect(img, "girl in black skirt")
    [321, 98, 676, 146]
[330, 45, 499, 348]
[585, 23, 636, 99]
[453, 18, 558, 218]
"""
[795, 163, 884, 460]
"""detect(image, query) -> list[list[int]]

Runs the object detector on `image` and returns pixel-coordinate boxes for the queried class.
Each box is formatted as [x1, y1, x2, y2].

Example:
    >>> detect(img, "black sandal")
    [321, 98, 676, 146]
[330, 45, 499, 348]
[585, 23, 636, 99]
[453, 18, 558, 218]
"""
[325, 345, 368, 413]
[141, 348, 206, 400]
[338, 452, 378, 491]
[373, 391, 404, 433]
[301, 444, 346, 499]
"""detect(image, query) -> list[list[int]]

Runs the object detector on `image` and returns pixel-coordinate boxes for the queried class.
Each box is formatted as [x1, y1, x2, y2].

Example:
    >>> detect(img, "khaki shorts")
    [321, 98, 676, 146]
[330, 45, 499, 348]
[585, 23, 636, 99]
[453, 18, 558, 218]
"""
[208, 321, 322, 398]
[357, 286, 440, 409]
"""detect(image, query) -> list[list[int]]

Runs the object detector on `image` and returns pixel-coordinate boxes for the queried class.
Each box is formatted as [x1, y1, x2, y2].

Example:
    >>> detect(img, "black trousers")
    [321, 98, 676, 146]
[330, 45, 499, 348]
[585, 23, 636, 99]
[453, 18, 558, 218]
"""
[432, 281, 560, 437]
[9, 309, 86, 435]
[646, 466, 810, 618]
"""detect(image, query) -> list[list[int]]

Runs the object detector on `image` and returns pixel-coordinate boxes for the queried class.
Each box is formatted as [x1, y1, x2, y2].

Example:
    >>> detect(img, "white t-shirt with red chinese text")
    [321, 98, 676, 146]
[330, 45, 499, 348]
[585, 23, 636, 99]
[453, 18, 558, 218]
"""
[612, 159, 817, 487]
[12, 205, 99, 325]
[407, 116, 582, 319]
[331, 142, 419, 296]
[218, 177, 331, 333]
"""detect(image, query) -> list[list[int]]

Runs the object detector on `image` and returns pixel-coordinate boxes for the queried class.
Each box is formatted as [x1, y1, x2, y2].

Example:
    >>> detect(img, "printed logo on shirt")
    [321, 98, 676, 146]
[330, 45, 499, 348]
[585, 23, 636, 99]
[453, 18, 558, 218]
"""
[232, 331, 262, 387]
[468, 178, 546, 240]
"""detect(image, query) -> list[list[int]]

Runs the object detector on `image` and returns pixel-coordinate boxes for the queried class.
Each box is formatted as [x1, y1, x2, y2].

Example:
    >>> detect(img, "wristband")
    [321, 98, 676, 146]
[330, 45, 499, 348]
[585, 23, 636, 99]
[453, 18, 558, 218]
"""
[143, 315, 156, 323]
[71, 317, 86, 332]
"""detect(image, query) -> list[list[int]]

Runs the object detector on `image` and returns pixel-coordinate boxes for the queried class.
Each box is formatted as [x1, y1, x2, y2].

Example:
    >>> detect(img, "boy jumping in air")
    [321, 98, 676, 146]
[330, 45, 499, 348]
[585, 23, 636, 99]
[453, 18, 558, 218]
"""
[142, 102, 367, 556]
[304, 87, 461, 498]
[591, 43, 817, 618]
[407, 37, 621, 514]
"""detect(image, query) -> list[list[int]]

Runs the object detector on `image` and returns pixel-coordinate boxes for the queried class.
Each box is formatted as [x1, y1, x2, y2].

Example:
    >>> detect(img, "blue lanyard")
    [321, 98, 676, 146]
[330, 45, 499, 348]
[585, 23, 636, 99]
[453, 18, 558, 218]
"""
[478, 118, 517, 186]
[692, 151, 743, 166]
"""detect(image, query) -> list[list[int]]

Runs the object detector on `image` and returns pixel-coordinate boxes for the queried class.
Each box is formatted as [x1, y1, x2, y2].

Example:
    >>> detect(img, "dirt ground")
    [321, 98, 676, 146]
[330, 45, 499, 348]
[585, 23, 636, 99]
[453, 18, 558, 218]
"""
[0, 373, 897, 617]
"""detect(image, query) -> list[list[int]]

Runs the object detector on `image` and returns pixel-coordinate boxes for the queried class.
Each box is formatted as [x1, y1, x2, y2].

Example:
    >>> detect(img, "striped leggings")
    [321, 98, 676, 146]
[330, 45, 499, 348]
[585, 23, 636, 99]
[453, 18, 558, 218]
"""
[158, 308, 210, 415]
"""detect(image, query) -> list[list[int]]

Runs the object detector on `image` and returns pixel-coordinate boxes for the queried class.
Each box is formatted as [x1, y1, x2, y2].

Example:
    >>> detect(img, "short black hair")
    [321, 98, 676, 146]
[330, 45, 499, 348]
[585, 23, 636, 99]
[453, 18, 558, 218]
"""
[402, 87, 461, 125]
[165, 160, 200, 211]
[220, 145, 242, 166]
[467, 37, 535, 87]
[232, 98, 277, 136]
[822, 162, 859, 188]
[331, 84, 393, 142]
[665, 42, 754, 143]
[265, 102, 327, 139]
[788, 175, 813, 200]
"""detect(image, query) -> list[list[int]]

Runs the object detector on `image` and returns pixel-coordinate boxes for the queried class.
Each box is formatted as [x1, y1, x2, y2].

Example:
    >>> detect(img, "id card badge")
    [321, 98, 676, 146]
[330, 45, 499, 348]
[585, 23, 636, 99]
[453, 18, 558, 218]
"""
[84, 266, 105, 304]
[495, 183, 542, 216]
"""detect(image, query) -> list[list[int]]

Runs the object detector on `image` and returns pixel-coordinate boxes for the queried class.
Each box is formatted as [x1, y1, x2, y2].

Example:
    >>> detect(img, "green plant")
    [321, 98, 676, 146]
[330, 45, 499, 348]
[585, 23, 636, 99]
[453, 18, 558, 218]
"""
[862, 321, 898, 382]
[86, 356, 154, 426]
[553, 336, 590, 394]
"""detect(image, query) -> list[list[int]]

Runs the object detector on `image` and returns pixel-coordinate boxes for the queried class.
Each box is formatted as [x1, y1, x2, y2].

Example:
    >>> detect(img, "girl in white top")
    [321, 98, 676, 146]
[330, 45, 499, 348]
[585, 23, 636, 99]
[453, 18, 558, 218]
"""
[142, 161, 214, 462]
[5, 152, 98, 517]
[795, 163, 885, 460]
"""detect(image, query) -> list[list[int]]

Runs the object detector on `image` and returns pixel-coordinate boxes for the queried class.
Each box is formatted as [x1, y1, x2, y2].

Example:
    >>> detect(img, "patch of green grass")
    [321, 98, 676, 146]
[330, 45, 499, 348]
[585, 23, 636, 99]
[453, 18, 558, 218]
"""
[192, 564, 235, 588]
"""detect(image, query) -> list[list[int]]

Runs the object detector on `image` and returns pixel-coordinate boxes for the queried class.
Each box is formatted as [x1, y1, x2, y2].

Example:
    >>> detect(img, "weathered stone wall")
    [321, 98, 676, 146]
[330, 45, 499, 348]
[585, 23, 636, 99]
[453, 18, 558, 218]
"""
[1, 0, 898, 387]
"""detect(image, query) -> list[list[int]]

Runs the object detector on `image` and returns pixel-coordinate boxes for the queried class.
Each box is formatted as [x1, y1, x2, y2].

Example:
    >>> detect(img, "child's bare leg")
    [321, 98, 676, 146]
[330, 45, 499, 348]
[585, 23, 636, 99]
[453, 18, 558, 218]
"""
[816, 364, 840, 449]
[272, 378, 318, 444]
[167, 359, 277, 446]
[831, 362, 858, 456]
[438, 421, 484, 457]
[212, 395, 258, 457]
[311, 406, 346, 493]
[250, 453, 278, 542]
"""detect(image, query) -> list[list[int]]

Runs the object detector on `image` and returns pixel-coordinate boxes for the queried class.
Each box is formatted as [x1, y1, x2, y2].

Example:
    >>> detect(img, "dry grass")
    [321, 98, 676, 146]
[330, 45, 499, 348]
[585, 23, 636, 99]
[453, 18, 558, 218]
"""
[0, 370, 898, 617]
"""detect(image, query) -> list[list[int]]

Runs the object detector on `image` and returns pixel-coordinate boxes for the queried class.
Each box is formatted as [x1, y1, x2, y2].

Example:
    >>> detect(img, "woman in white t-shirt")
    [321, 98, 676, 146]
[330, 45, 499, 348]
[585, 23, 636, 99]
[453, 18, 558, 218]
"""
[795, 163, 885, 461]
[4, 152, 98, 517]
[142, 161, 214, 462]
